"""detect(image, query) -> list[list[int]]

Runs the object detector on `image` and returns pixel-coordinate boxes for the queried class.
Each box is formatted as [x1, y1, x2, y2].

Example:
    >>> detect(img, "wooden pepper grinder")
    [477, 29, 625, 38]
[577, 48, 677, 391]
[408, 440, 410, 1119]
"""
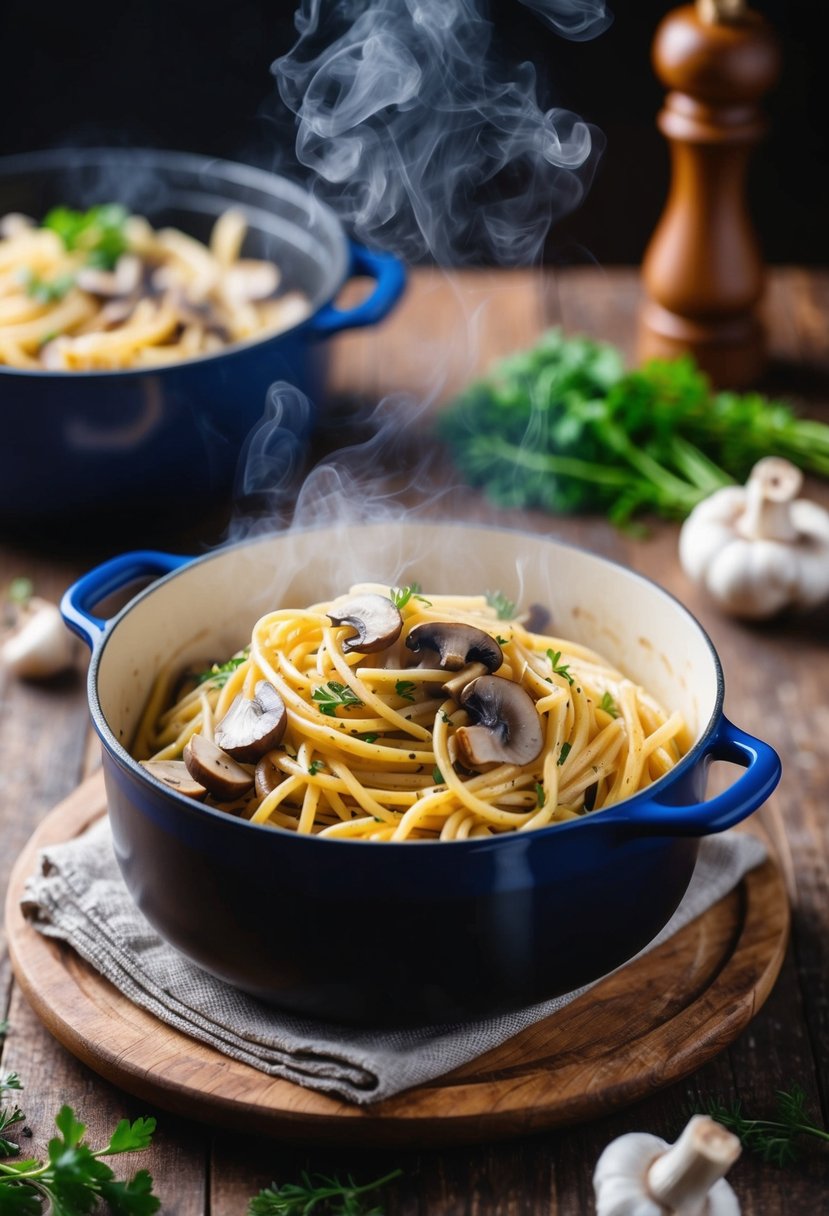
[638, 0, 781, 387]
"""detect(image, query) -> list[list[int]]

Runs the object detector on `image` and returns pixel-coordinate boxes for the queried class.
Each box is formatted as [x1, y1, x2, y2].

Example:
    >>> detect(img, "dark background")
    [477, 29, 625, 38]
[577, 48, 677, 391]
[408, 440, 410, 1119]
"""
[0, 0, 826, 266]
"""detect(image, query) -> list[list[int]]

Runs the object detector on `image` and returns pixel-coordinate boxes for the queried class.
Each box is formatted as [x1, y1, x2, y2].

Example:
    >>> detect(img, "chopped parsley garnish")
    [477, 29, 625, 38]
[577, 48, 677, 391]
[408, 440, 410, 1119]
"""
[432, 765, 444, 785]
[495, 634, 509, 646]
[485, 590, 517, 620]
[43, 203, 129, 269]
[599, 691, 620, 718]
[308, 760, 325, 776]
[19, 267, 75, 303]
[360, 733, 379, 744]
[395, 680, 416, 702]
[389, 584, 431, 609]
[535, 782, 545, 807]
[547, 649, 574, 686]
[312, 681, 364, 717]
[557, 741, 572, 766]
[196, 650, 249, 687]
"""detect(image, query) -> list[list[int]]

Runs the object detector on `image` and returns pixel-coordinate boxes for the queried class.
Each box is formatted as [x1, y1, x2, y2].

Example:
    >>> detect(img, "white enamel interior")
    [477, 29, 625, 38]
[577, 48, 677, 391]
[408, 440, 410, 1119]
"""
[94, 523, 721, 759]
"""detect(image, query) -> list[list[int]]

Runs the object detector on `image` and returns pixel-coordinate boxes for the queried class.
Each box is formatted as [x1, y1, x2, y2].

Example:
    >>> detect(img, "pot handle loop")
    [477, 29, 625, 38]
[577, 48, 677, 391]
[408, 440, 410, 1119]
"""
[620, 717, 781, 836]
[61, 551, 189, 650]
[306, 243, 406, 337]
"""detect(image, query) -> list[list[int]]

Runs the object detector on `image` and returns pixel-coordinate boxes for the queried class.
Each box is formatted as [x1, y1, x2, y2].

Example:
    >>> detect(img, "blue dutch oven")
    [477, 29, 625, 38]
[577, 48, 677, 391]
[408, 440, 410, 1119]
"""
[62, 522, 781, 1026]
[0, 149, 405, 528]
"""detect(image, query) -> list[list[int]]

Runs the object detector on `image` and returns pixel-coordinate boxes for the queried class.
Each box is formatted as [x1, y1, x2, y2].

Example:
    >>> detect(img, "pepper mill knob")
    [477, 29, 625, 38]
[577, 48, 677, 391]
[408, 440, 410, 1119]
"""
[637, 1, 781, 387]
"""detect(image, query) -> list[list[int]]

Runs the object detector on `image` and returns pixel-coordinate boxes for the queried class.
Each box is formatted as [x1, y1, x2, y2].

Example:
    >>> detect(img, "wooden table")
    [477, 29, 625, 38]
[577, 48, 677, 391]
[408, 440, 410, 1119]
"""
[2, 267, 828, 1213]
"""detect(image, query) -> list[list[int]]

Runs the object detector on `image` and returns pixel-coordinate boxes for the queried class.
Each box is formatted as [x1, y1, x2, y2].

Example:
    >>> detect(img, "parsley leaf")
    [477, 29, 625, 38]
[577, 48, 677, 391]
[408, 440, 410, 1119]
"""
[312, 681, 363, 717]
[485, 590, 517, 620]
[547, 649, 574, 686]
[0, 1104, 159, 1214]
[599, 691, 619, 718]
[389, 584, 431, 609]
[557, 741, 572, 766]
[308, 760, 325, 776]
[196, 650, 249, 687]
[535, 782, 545, 807]
[43, 204, 129, 270]
[395, 680, 416, 702]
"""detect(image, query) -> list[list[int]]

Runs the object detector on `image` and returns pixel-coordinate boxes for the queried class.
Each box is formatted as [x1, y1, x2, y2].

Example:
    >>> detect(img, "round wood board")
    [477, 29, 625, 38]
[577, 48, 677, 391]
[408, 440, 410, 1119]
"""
[6, 774, 790, 1148]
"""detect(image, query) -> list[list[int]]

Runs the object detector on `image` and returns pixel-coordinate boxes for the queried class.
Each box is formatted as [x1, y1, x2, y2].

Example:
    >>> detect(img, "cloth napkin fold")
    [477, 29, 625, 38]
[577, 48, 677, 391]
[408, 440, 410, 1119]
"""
[21, 821, 766, 1106]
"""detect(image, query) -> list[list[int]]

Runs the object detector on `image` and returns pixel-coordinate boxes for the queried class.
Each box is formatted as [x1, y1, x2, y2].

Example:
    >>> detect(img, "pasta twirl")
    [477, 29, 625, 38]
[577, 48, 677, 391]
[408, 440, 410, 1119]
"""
[134, 586, 691, 842]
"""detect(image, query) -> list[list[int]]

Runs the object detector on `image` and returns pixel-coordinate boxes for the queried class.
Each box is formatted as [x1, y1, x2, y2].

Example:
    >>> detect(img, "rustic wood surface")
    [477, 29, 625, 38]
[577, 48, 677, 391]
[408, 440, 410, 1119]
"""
[2, 266, 829, 1212]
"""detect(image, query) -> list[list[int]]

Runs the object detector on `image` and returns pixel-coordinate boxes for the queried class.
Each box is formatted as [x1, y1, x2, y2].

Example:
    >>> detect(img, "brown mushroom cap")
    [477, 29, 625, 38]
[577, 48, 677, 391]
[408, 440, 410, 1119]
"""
[454, 675, 544, 769]
[405, 622, 502, 672]
[327, 594, 403, 654]
[183, 733, 255, 801]
[214, 680, 287, 764]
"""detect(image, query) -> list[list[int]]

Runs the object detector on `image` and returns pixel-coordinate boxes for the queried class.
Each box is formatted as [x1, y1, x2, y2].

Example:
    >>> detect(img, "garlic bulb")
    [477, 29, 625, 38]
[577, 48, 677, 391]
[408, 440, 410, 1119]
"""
[593, 1115, 742, 1216]
[678, 457, 829, 618]
[1, 596, 77, 680]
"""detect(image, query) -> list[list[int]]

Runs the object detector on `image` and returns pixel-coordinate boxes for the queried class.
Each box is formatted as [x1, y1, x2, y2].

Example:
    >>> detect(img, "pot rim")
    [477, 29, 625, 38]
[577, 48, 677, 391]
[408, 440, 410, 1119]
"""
[0, 146, 350, 379]
[83, 521, 726, 848]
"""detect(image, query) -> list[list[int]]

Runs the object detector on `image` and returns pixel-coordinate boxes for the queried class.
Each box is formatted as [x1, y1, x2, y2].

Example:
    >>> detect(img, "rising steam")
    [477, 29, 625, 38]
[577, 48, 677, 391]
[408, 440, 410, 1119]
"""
[271, 0, 609, 265]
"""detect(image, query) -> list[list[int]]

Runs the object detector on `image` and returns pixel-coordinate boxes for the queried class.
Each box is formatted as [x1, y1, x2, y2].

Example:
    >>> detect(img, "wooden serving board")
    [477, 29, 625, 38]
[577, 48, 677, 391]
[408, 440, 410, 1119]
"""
[6, 774, 790, 1148]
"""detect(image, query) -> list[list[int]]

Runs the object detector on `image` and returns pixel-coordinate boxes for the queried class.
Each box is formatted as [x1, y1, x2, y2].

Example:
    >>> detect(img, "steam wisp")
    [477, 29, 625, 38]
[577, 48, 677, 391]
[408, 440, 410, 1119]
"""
[271, 0, 608, 265]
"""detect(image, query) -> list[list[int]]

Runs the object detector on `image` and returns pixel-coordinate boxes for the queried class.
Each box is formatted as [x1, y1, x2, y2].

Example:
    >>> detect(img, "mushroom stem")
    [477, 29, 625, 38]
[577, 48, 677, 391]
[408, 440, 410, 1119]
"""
[646, 1116, 741, 1215]
[736, 457, 802, 543]
[443, 661, 489, 700]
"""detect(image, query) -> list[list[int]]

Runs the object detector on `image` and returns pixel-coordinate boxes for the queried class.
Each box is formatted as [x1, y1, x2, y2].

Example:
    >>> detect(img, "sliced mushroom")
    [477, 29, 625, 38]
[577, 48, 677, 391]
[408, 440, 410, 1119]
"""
[405, 622, 503, 697]
[255, 750, 285, 800]
[0, 212, 35, 238]
[76, 254, 142, 297]
[405, 622, 502, 671]
[222, 259, 280, 303]
[454, 675, 544, 770]
[214, 680, 287, 764]
[140, 759, 207, 801]
[327, 594, 403, 655]
[183, 733, 254, 801]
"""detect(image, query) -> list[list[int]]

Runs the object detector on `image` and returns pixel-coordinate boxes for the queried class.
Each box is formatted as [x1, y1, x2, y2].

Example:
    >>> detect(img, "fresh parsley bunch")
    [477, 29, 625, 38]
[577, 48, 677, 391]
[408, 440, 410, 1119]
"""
[0, 1065, 159, 1215]
[438, 329, 829, 527]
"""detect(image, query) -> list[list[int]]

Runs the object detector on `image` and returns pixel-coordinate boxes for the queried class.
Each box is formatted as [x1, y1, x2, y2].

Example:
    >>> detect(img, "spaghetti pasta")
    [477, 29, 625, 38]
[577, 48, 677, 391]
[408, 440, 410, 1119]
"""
[0, 205, 310, 370]
[134, 585, 691, 841]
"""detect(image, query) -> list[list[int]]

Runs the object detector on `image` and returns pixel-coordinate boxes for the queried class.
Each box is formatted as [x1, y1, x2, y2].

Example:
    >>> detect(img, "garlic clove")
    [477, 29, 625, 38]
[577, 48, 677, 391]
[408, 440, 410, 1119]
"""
[1, 598, 77, 680]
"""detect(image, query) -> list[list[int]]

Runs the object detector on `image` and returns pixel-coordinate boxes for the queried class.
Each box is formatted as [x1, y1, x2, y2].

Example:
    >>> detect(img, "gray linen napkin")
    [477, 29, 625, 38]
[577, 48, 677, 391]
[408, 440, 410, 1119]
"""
[21, 821, 766, 1105]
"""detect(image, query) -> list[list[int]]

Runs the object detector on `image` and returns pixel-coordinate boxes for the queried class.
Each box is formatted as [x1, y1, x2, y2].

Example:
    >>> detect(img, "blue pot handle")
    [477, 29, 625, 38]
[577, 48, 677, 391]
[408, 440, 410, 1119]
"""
[61, 551, 190, 650]
[306, 243, 406, 337]
[615, 717, 781, 836]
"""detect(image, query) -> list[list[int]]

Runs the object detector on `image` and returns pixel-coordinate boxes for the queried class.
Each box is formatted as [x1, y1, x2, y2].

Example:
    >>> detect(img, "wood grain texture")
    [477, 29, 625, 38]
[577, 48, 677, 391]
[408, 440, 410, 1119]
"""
[6, 772, 788, 1148]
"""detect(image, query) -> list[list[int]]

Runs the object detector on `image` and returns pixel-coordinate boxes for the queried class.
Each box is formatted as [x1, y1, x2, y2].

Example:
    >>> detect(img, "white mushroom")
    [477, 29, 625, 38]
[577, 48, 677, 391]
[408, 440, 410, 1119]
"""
[593, 1115, 742, 1216]
[75, 254, 142, 298]
[1, 596, 76, 680]
[678, 457, 829, 618]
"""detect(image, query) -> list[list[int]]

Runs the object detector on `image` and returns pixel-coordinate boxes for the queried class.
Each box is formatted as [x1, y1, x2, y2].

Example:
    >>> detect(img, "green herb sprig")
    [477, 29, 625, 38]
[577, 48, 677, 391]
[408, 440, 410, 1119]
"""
[43, 204, 129, 270]
[197, 650, 250, 687]
[0, 1103, 159, 1214]
[312, 681, 364, 717]
[547, 649, 574, 686]
[599, 692, 619, 718]
[247, 1169, 402, 1216]
[485, 590, 517, 620]
[697, 1086, 829, 1166]
[389, 585, 430, 610]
